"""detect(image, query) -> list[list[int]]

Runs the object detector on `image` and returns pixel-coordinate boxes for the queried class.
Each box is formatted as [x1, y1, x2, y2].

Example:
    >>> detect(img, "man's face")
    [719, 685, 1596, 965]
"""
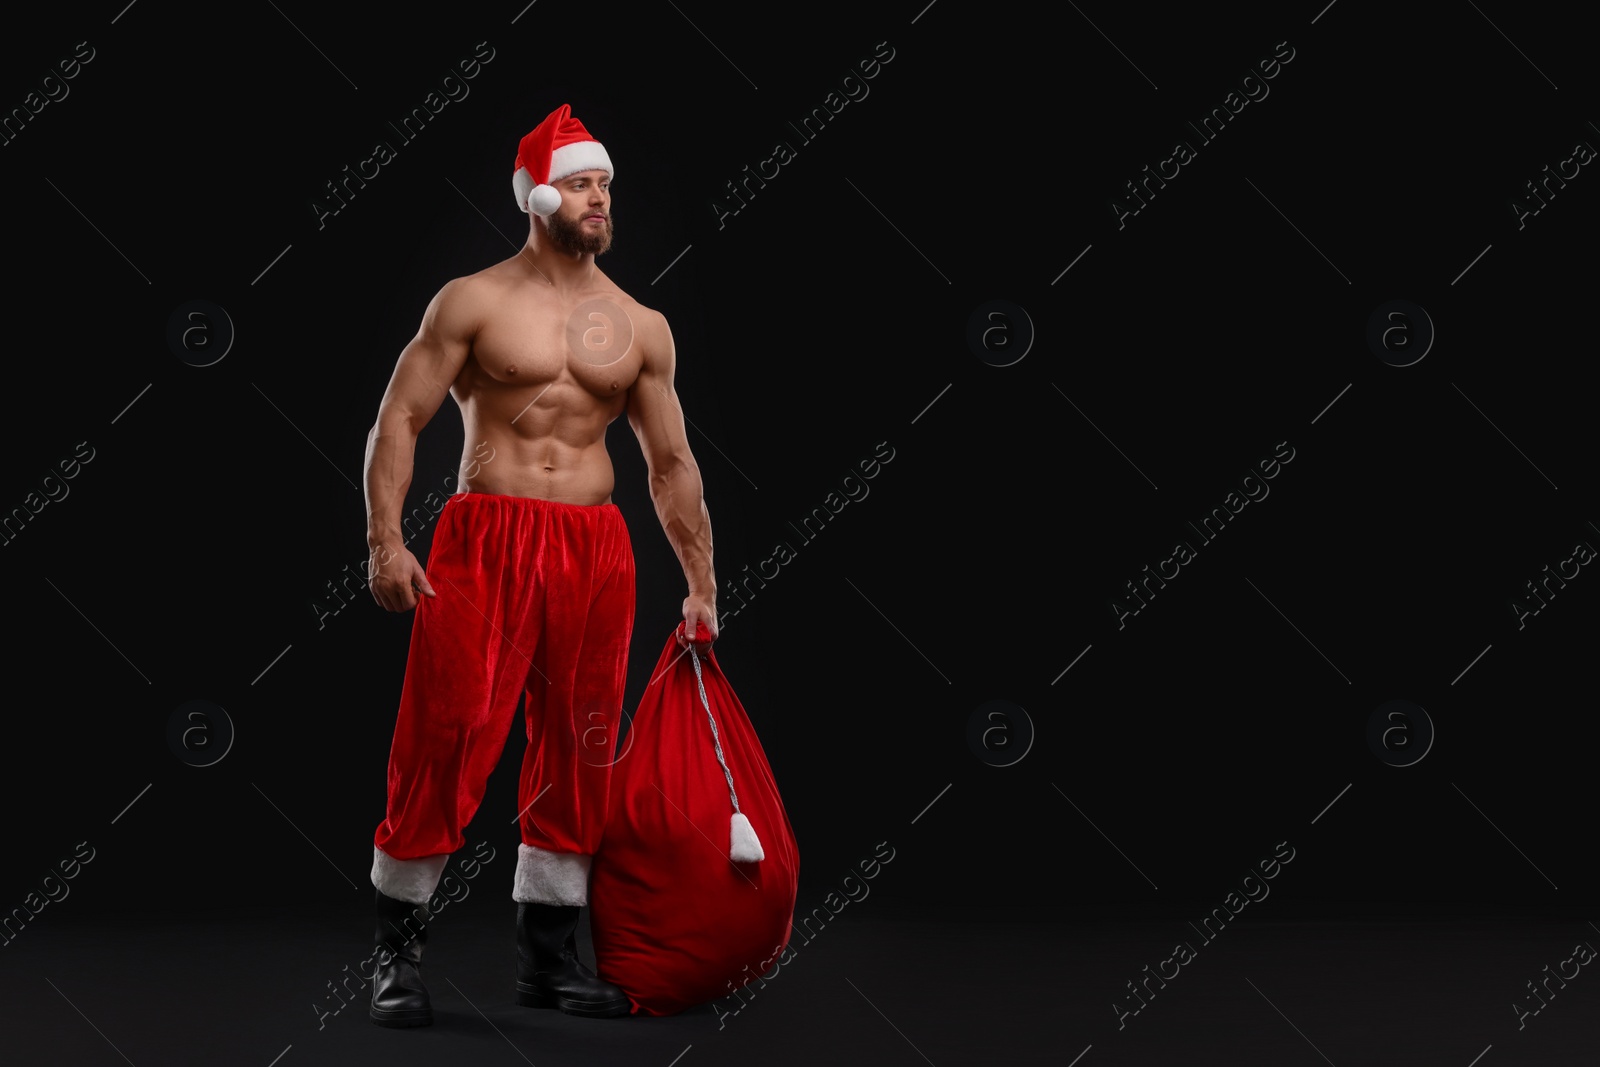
[545, 170, 613, 255]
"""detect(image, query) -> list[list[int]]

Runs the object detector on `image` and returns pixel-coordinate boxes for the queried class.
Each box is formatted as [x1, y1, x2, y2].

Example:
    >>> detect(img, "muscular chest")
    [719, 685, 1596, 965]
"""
[472, 298, 643, 399]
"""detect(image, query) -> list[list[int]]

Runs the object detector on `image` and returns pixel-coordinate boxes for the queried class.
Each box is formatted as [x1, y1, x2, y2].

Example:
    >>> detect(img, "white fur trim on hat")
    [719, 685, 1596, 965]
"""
[513, 844, 592, 906]
[513, 167, 536, 213]
[548, 140, 613, 184]
[371, 846, 449, 905]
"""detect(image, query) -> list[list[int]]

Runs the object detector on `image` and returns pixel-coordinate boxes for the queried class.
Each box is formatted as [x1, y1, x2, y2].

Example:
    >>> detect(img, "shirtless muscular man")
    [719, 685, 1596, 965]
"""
[361, 104, 718, 1027]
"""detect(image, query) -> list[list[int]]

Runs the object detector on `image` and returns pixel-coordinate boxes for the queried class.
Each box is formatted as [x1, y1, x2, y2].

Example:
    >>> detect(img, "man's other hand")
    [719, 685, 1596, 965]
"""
[369, 543, 437, 612]
[679, 595, 718, 649]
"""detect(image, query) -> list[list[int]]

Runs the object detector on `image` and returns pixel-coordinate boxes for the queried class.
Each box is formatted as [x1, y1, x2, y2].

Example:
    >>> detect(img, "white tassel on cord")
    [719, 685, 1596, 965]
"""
[730, 811, 765, 863]
[690, 644, 765, 863]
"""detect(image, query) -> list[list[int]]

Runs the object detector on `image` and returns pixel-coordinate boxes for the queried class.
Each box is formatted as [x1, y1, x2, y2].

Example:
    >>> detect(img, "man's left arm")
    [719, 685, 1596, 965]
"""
[627, 309, 718, 646]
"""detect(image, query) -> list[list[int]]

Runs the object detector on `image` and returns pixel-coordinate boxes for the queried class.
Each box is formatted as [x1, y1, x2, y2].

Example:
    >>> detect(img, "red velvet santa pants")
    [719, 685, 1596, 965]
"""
[372, 492, 635, 906]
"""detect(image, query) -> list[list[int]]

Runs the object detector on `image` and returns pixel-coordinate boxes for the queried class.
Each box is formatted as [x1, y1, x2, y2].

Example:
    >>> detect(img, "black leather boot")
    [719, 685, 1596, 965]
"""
[515, 903, 631, 1017]
[369, 890, 434, 1028]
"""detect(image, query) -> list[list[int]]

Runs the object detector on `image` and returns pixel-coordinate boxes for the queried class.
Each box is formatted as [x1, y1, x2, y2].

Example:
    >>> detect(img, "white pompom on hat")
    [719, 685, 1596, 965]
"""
[513, 103, 614, 217]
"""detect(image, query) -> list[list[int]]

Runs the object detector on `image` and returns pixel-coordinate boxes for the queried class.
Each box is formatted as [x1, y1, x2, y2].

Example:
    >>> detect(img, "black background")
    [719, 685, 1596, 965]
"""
[2, 0, 1595, 1061]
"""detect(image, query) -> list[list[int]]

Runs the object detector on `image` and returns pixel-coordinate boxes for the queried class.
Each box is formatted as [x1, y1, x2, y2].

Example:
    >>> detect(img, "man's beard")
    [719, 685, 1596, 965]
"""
[546, 206, 614, 255]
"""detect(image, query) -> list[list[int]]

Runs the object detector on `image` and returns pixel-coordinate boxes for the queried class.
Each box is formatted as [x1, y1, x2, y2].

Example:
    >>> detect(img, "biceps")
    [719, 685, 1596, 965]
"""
[628, 376, 692, 470]
[380, 333, 467, 429]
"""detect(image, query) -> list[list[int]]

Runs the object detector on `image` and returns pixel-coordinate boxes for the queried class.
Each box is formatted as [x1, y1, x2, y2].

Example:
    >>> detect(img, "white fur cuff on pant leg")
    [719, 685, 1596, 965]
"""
[513, 844, 591, 906]
[371, 847, 449, 904]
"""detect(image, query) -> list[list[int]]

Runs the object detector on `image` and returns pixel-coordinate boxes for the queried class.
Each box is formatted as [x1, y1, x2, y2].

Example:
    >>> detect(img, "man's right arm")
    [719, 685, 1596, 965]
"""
[364, 277, 478, 612]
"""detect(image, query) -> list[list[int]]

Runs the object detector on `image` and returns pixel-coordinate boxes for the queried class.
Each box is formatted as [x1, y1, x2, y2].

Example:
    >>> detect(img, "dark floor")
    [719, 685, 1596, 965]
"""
[4, 902, 1596, 1066]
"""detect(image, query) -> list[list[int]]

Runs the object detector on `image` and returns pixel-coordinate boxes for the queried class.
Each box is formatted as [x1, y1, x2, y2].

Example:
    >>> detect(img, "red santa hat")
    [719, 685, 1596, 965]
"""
[512, 104, 614, 218]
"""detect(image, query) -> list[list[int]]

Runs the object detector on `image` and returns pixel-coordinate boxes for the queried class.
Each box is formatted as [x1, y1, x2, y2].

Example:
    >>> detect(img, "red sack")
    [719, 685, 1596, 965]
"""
[590, 621, 800, 1015]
